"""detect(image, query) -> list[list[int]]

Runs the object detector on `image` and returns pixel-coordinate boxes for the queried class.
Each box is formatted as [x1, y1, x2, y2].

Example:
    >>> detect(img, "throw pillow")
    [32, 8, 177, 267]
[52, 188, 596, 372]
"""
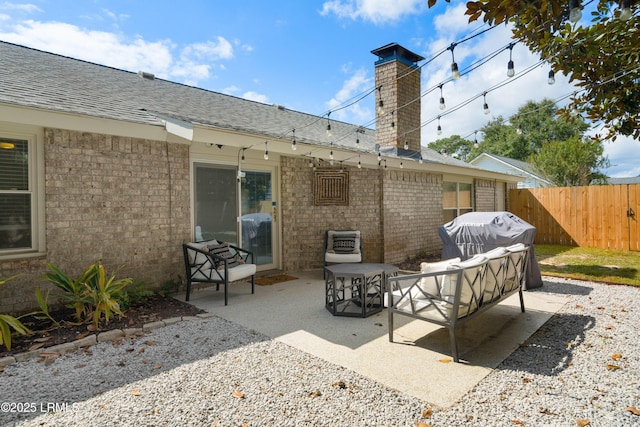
[332, 234, 357, 254]
[207, 243, 240, 269]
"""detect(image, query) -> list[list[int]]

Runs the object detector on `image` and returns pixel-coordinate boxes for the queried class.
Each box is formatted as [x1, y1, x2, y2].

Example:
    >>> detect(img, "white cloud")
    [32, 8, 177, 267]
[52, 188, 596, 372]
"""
[320, 0, 426, 24]
[0, 2, 42, 13]
[420, 20, 575, 143]
[326, 67, 373, 122]
[0, 18, 238, 87]
[181, 37, 234, 62]
[223, 85, 241, 95]
[600, 136, 640, 177]
[242, 91, 269, 103]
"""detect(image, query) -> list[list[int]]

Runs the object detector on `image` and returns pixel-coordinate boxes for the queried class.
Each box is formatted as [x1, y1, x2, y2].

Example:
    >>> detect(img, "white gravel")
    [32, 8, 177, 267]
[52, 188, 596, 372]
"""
[1, 276, 639, 427]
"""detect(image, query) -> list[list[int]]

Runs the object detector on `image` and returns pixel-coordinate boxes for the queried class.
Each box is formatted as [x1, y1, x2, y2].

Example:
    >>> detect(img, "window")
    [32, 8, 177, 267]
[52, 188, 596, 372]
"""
[443, 181, 473, 222]
[0, 126, 44, 257]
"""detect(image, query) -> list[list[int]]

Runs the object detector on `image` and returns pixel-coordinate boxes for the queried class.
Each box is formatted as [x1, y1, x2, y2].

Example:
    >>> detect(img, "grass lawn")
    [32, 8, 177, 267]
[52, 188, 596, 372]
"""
[535, 244, 640, 287]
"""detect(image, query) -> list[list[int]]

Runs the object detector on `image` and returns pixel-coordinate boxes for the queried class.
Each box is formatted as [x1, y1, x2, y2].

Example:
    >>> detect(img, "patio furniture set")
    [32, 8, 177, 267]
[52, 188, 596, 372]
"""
[182, 225, 531, 362]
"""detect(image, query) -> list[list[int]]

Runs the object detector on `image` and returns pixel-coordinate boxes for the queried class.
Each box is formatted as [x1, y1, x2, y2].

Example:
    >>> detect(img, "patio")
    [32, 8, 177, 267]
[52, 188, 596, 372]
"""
[179, 270, 568, 408]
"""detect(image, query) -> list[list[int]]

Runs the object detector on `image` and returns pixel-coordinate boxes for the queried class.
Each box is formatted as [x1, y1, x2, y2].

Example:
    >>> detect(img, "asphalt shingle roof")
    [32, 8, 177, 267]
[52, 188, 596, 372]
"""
[0, 41, 476, 168]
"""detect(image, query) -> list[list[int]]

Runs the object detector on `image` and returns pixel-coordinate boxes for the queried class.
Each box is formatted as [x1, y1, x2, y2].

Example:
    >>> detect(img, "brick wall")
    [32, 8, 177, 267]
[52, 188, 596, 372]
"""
[280, 156, 383, 271]
[280, 157, 445, 270]
[382, 170, 443, 263]
[375, 60, 421, 152]
[0, 129, 191, 314]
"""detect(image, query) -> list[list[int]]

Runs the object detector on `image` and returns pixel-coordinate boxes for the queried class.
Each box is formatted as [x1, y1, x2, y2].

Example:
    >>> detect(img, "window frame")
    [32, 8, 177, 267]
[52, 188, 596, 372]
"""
[0, 124, 45, 259]
[442, 178, 474, 222]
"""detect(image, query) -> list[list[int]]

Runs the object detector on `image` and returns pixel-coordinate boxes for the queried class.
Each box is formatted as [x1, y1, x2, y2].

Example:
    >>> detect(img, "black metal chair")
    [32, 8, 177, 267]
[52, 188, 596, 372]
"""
[182, 241, 256, 305]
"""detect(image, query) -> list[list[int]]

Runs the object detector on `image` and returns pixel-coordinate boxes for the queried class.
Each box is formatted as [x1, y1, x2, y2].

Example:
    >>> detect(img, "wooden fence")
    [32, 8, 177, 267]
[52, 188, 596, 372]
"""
[509, 184, 640, 251]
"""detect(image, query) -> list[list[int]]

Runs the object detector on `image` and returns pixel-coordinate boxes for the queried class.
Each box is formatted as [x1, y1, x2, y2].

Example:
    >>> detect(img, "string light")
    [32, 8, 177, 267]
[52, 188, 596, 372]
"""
[404, 140, 409, 150]
[326, 112, 332, 137]
[263, 141, 269, 160]
[358, 155, 362, 169]
[377, 86, 385, 115]
[548, 69, 555, 85]
[437, 116, 443, 135]
[620, 0, 632, 20]
[308, 158, 314, 168]
[291, 129, 297, 151]
[419, 153, 423, 164]
[474, 131, 479, 147]
[569, 0, 582, 23]
[439, 85, 446, 110]
[448, 43, 461, 80]
[400, 161, 404, 168]
[483, 92, 490, 115]
[507, 43, 515, 77]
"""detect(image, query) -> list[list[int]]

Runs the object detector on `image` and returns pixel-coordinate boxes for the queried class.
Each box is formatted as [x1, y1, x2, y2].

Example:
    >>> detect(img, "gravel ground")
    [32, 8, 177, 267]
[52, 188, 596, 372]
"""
[1, 276, 639, 427]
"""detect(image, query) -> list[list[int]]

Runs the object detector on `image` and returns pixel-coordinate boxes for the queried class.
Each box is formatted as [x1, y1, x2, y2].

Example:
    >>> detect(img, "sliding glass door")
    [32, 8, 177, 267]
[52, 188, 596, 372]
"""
[193, 163, 275, 269]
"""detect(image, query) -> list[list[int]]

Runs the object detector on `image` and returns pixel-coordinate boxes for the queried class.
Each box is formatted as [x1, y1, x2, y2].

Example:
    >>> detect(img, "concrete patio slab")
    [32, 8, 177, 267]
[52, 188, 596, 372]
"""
[179, 270, 568, 408]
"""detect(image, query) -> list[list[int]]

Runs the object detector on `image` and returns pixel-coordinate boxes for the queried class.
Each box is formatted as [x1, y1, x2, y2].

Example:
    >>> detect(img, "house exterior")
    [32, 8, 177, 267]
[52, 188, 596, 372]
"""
[470, 153, 553, 188]
[0, 41, 521, 314]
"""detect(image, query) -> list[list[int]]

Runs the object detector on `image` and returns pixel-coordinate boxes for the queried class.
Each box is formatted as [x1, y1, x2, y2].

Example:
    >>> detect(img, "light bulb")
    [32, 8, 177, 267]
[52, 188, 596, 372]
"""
[569, 0, 582, 23]
[548, 70, 555, 85]
[419, 154, 423, 164]
[437, 125, 442, 135]
[291, 140, 297, 151]
[358, 159, 362, 169]
[330, 150, 334, 160]
[378, 99, 385, 115]
[620, 0, 632, 20]
[326, 123, 332, 137]
[570, 106, 579, 117]
[439, 96, 446, 110]
[263, 150, 269, 160]
[308, 159, 313, 168]
[403, 141, 409, 150]
[451, 62, 461, 80]
[516, 126, 523, 135]
[356, 137, 360, 145]
[507, 60, 515, 77]
[484, 102, 490, 115]
[400, 162, 404, 169]
[377, 152, 381, 161]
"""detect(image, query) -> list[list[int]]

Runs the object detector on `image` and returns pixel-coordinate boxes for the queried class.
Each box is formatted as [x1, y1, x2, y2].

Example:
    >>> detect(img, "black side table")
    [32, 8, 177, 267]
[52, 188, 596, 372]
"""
[324, 263, 384, 317]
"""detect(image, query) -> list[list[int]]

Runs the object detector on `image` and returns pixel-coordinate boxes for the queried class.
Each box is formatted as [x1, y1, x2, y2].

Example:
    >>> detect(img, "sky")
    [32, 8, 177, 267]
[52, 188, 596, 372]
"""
[0, 0, 638, 177]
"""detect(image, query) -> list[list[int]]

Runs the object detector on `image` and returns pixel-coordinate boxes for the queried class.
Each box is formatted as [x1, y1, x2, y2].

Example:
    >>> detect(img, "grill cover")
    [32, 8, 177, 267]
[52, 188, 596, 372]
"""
[438, 211, 543, 289]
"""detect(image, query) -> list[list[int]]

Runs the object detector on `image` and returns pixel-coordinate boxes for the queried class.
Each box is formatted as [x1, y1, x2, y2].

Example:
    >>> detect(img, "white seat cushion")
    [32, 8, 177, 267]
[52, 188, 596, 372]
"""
[445, 256, 488, 318]
[417, 258, 460, 297]
[190, 263, 256, 282]
[325, 252, 362, 263]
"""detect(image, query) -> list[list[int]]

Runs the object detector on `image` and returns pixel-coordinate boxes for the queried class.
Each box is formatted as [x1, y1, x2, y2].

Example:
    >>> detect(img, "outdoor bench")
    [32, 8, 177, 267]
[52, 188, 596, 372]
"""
[386, 244, 530, 362]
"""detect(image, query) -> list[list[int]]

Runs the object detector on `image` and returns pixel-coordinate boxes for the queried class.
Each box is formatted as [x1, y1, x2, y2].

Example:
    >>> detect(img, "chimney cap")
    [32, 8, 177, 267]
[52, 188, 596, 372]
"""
[371, 43, 424, 65]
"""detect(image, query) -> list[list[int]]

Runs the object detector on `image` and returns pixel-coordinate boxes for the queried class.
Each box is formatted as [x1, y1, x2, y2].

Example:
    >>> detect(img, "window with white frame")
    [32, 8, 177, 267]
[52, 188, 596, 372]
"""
[443, 181, 473, 222]
[0, 127, 44, 256]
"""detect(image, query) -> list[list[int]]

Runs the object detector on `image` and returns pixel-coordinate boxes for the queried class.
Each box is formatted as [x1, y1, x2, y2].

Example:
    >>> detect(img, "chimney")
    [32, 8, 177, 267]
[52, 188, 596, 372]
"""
[371, 43, 424, 157]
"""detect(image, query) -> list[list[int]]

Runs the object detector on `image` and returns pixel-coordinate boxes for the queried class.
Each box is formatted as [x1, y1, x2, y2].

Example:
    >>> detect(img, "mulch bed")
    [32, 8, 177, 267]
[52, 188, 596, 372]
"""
[1, 295, 205, 359]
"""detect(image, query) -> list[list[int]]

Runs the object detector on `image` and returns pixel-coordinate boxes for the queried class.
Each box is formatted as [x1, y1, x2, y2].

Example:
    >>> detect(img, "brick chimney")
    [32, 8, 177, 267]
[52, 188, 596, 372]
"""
[371, 43, 424, 157]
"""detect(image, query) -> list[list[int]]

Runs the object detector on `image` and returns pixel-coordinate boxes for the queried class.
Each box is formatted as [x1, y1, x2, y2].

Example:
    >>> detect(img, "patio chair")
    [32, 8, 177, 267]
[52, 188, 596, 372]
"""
[182, 240, 256, 305]
[323, 230, 362, 276]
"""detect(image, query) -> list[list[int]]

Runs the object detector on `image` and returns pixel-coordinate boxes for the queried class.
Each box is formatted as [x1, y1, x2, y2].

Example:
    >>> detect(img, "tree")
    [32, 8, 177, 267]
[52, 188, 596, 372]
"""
[431, 0, 639, 141]
[530, 136, 610, 185]
[427, 135, 475, 161]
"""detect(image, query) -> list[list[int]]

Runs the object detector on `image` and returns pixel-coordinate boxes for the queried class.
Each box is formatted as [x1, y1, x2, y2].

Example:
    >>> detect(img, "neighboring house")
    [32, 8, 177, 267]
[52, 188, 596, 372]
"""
[0, 41, 521, 313]
[606, 176, 640, 185]
[470, 153, 553, 188]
